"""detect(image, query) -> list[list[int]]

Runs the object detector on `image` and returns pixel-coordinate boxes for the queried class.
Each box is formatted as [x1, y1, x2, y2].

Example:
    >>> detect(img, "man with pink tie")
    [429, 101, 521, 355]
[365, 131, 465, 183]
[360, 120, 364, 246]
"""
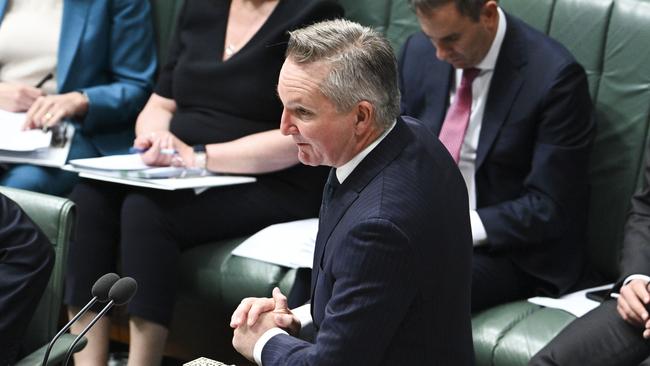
[399, 0, 595, 310]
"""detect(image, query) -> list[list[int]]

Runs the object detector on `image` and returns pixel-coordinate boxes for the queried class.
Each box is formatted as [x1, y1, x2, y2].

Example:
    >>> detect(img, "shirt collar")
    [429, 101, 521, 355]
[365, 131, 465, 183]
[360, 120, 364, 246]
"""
[336, 119, 397, 183]
[475, 7, 507, 71]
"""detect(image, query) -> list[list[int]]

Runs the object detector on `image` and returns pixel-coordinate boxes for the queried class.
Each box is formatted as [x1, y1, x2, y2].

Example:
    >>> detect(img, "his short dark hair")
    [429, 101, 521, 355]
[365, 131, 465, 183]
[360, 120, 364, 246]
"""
[409, 0, 489, 21]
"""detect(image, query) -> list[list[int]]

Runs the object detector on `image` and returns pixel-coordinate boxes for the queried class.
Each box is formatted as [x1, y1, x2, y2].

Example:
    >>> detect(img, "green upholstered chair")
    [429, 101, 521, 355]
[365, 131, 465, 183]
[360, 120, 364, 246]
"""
[472, 0, 650, 364]
[0, 187, 84, 365]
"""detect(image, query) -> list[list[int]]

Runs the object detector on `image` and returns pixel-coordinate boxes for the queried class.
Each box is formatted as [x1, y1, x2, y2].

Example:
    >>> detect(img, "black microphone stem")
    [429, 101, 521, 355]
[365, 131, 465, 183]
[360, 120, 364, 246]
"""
[62, 299, 115, 366]
[40, 296, 98, 366]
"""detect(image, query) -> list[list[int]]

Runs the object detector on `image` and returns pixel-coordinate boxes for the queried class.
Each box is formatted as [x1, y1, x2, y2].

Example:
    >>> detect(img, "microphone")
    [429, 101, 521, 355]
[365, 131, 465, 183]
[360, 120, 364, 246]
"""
[41, 273, 119, 366]
[63, 277, 138, 366]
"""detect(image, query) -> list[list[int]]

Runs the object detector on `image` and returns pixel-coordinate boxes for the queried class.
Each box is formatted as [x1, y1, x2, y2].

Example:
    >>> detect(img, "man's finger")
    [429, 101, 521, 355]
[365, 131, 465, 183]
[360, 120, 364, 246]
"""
[272, 287, 290, 314]
[230, 298, 255, 328]
[247, 298, 275, 326]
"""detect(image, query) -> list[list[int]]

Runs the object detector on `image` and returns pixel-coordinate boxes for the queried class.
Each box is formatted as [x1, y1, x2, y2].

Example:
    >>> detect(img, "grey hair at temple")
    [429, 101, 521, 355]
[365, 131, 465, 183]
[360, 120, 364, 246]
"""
[286, 19, 400, 130]
[408, 0, 490, 21]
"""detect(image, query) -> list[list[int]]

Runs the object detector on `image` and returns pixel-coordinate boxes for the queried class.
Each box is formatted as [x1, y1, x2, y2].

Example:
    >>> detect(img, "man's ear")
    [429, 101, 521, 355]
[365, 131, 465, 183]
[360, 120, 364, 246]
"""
[354, 101, 374, 135]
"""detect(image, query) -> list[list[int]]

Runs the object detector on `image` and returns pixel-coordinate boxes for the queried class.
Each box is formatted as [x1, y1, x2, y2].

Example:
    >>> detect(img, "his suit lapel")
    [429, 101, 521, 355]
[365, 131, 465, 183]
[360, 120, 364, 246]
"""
[0, 0, 8, 23]
[310, 120, 411, 315]
[57, 0, 90, 92]
[476, 14, 527, 170]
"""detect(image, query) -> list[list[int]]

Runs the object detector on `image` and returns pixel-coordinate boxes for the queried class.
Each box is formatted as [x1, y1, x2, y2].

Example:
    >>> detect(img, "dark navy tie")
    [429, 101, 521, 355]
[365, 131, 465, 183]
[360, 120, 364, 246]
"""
[322, 168, 340, 213]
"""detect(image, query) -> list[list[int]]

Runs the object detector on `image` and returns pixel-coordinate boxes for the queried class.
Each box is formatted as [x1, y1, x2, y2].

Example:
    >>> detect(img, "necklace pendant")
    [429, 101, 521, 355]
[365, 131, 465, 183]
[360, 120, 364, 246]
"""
[225, 44, 236, 57]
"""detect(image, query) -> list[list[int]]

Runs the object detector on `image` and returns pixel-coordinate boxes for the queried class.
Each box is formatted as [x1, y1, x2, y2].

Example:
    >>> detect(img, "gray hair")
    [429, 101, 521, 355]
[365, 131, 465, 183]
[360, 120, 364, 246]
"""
[286, 19, 400, 130]
[409, 0, 489, 21]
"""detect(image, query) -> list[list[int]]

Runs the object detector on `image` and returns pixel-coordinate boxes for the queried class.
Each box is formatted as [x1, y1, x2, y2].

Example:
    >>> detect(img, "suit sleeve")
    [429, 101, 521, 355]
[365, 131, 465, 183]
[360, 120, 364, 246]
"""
[80, 0, 156, 134]
[616, 154, 650, 289]
[262, 218, 416, 366]
[477, 61, 594, 249]
[0, 194, 53, 345]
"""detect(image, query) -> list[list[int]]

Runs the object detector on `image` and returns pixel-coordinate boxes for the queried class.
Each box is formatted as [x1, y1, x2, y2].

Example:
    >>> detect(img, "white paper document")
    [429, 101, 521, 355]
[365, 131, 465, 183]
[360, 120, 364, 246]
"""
[64, 154, 256, 191]
[0, 110, 74, 167]
[528, 283, 614, 317]
[69, 154, 150, 171]
[232, 218, 319, 268]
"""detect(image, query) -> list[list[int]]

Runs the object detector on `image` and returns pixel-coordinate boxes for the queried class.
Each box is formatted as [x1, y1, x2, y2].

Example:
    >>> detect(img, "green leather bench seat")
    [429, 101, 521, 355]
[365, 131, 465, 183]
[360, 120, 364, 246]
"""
[134, 0, 650, 363]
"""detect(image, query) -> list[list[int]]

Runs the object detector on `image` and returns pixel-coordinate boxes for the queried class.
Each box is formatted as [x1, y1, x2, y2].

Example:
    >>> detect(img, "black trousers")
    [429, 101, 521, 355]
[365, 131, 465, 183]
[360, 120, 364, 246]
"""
[530, 299, 650, 365]
[64, 177, 321, 327]
[0, 194, 54, 365]
[471, 250, 539, 312]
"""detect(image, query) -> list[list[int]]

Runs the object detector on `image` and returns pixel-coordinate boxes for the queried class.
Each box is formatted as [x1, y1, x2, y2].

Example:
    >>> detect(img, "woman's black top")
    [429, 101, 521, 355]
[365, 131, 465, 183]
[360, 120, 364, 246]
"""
[156, 0, 343, 197]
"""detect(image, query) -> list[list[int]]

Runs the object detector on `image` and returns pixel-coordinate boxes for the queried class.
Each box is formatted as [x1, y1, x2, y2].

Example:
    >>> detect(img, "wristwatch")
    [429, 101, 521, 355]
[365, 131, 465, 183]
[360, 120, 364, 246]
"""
[193, 144, 207, 170]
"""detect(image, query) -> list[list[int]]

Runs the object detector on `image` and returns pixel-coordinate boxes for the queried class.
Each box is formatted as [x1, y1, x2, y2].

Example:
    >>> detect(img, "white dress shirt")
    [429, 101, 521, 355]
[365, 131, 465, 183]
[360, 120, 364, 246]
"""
[450, 7, 507, 245]
[252, 120, 397, 365]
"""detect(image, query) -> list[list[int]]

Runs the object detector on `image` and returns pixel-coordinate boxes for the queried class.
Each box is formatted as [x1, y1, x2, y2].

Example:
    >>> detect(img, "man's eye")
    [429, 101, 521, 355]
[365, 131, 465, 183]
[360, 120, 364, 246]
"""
[296, 108, 312, 117]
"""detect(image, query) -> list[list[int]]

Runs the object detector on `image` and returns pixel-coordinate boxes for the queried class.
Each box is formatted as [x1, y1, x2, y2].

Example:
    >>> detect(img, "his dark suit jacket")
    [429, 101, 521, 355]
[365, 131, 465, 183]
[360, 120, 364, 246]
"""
[399, 13, 595, 296]
[262, 117, 474, 365]
[0, 193, 53, 364]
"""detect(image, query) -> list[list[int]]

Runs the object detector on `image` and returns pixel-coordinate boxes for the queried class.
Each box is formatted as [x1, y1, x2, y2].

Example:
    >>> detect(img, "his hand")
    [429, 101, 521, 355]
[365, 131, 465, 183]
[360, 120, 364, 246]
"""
[0, 82, 44, 112]
[133, 130, 192, 167]
[230, 288, 301, 361]
[617, 279, 650, 330]
[23, 92, 88, 130]
[232, 310, 278, 362]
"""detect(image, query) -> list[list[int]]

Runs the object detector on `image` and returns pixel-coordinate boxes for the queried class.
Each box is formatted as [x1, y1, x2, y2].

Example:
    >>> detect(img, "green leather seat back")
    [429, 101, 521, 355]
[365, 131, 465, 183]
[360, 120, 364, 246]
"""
[586, 0, 650, 279]
[499, 0, 556, 33]
[150, 0, 184, 66]
[0, 187, 75, 356]
[339, 0, 419, 53]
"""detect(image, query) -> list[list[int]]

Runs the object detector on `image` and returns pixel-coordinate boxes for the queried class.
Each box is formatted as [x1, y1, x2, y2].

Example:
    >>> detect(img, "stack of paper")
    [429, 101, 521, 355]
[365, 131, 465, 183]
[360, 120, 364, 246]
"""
[64, 154, 256, 191]
[0, 109, 74, 167]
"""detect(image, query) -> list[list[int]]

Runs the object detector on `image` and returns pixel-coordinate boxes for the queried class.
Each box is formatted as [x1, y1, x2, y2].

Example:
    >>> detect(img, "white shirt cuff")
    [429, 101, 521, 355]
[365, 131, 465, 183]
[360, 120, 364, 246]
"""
[622, 274, 650, 289]
[253, 327, 288, 365]
[292, 304, 312, 330]
[470, 210, 488, 246]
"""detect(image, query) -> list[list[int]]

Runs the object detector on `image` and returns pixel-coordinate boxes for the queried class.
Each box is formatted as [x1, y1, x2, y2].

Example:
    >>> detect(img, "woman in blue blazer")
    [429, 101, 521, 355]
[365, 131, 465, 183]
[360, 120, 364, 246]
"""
[0, 0, 156, 195]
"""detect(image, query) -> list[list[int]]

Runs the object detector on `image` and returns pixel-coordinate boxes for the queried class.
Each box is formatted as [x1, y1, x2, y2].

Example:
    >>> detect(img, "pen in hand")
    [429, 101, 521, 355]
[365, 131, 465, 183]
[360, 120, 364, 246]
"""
[35, 73, 54, 88]
[129, 147, 177, 155]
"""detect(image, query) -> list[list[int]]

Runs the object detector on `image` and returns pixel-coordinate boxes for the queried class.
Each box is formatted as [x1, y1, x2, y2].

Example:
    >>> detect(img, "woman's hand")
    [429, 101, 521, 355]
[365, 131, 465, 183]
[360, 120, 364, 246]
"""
[23, 92, 89, 130]
[133, 130, 194, 167]
[0, 82, 44, 112]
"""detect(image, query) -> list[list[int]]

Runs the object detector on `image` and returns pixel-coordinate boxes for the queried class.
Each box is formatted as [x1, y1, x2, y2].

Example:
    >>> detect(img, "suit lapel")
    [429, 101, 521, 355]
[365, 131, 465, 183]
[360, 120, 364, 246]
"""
[427, 61, 454, 136]
[57, 0, 90, 91]
[310, 119, 411, 318]
[476, 14, 527, 170]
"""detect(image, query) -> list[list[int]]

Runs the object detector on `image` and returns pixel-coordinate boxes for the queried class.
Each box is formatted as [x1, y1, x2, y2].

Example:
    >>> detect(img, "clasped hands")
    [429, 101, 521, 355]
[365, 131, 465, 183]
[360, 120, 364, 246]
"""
[230, 287, 300, 361]
[0, 82, 88, 130]
[617, 279, 650, 338]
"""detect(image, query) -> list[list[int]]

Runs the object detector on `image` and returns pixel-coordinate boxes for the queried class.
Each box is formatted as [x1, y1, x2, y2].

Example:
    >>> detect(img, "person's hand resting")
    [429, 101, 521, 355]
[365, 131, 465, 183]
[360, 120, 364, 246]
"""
[0, 82, 44, 112]
[23, 92, 89, 130]
[231, 287, 301, 361]
[133, 130, 194, 167]
[617, 279, 650, 338]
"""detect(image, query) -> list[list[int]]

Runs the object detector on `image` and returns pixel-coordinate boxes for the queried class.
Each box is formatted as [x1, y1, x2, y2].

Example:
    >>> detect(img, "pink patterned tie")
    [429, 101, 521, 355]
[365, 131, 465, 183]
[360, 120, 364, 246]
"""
[438, 68, 480, 163]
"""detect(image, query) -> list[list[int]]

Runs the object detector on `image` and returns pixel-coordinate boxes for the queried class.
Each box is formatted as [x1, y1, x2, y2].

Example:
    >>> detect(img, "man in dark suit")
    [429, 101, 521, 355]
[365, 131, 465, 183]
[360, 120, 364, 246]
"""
[230, 19, 474, 365]
[0, 193, 54, 365]
[530, 156, 650, 365]
[399, 0, 595, 311]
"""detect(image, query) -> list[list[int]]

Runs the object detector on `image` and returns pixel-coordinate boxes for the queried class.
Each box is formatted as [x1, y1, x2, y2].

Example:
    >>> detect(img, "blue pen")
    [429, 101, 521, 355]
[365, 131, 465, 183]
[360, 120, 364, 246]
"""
[129, 147, 177, 155]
